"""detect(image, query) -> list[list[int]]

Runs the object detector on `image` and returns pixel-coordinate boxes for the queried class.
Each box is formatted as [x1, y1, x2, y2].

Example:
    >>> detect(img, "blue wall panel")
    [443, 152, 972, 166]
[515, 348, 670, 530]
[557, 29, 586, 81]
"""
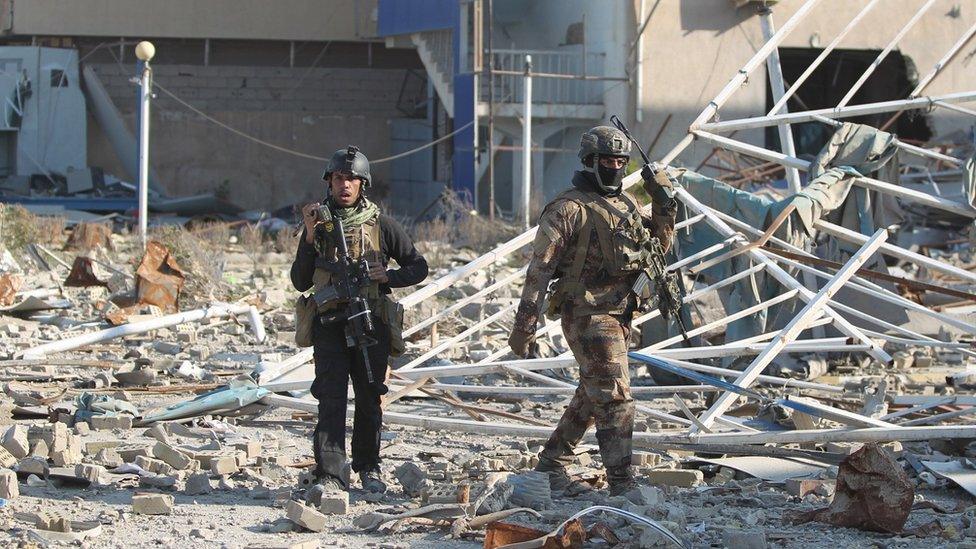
[377, 0, 456, 35]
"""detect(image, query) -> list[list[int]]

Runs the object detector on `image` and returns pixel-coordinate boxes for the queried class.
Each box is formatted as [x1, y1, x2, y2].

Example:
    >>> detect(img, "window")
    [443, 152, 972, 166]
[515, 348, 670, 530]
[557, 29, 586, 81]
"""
[50, 69, 67, 87]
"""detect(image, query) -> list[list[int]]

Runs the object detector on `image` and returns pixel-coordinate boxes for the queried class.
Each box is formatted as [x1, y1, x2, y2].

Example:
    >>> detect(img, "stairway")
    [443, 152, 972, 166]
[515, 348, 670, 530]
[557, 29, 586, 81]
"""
[411, 30, 454, 114]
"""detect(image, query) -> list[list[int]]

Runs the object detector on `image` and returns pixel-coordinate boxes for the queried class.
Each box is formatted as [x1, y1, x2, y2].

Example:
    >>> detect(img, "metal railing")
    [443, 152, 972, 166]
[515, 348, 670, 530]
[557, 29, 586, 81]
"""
[483, 49, 605, 105]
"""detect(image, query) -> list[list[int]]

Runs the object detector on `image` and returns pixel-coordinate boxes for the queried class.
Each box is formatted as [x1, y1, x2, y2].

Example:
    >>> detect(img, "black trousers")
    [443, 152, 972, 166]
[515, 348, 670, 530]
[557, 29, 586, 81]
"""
[310, 314, 390, 484]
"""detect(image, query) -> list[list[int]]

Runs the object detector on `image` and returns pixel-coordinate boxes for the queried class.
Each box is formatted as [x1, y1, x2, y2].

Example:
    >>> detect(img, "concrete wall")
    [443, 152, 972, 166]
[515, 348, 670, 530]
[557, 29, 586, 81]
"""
[636, 0, 976, 169]
[3, 0, 378, 41]
[0, 47, 87, 177]
[86, 62, 415, 210]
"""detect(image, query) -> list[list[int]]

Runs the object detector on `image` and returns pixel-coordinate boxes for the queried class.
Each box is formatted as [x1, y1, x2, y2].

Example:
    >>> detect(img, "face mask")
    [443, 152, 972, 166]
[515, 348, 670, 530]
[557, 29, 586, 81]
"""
[584, 156, 625, 195]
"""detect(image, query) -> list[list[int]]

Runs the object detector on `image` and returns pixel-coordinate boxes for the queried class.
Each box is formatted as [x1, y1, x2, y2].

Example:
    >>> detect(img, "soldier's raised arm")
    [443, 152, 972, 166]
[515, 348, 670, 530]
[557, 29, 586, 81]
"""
[509, 200, 582, 357]
[639, 167, 678, 253]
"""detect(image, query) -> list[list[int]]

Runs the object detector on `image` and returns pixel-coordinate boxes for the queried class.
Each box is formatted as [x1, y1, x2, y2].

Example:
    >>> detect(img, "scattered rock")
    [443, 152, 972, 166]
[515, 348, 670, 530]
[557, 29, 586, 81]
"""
[132, 493, 175, 515]
[0, 468, 18, 499]
[286, 500, 327, 532]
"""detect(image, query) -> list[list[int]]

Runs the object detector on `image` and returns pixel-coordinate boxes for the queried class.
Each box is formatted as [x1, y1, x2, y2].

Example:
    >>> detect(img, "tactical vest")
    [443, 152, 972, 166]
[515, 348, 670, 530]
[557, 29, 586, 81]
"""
[311, 217, 383, 314]
[547, 188, 653, 315]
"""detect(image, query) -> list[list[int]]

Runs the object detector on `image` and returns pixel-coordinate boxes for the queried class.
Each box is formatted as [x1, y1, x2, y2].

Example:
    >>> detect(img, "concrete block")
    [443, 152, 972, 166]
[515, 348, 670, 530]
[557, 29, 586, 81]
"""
[143, 424, 170, 444]
[153, 441, 193, 470]
[3, 425, 30, 459]
[94, 448, 124, 468]
[75, 463, 107, 484]
[30, 439, 49, 459]
[90, 415, 133, 430]
[211, 456, 239, 476]
[914, 356, 934, 368]
[135, 455, 168, 473]
[36, 511, 71, 532]
[85, 440, 122, 455]
[286, 500, 327, 532]
[646, 469, 704, 488]
[0, 468, 18, 499]
[318, 489, 348, 515]
[73, 422, 91, 436]
[233, 441, 262, 460]
[184, 472, 212, 495]
[50, 445, 82, 467]
[17, 457, 49, 476]
[632, 452, 661, 467]
[29, 423, 68, 450]
[114, 443, 151, 462]
[132, 493, 175, 515]
[0, 445, 16, 468]
[395, 462, 428, 497]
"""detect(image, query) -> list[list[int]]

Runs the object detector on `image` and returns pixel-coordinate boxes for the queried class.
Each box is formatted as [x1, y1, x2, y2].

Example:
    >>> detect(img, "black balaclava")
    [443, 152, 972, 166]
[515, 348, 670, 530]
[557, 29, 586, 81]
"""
[582, 154, 626, 196]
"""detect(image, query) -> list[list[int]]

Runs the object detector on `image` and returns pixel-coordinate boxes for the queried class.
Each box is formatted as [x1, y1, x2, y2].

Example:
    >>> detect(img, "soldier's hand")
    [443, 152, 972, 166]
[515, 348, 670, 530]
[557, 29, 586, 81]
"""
[508, 328, 536, 358]
[641, 164, 676, 205]
[301, 202, 320, 243]
[368, 263, 389, 284]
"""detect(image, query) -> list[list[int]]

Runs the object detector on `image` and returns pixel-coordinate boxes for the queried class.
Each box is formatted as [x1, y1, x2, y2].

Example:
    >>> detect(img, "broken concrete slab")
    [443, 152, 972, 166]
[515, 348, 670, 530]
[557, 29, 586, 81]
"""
[2, 425, 29, 459]
[132, 493, 175, 515]
[0, 468, 18, 499]
[286, 500, 327, 532]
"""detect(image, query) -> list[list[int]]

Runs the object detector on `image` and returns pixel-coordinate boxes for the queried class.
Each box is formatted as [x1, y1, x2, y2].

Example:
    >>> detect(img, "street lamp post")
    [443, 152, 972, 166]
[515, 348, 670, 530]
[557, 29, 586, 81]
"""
[135, 41, 155, 249]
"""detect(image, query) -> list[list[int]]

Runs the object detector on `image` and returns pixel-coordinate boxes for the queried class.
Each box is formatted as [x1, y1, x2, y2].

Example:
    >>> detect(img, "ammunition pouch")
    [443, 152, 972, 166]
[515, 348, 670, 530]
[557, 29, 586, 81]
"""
[375, 294, 405, 357]
[294, 293, 317, 348]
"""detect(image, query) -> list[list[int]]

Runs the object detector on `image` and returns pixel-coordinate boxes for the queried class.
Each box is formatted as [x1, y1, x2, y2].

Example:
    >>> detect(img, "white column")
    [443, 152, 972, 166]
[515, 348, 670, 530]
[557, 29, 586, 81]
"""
[138, 60, 152, 249]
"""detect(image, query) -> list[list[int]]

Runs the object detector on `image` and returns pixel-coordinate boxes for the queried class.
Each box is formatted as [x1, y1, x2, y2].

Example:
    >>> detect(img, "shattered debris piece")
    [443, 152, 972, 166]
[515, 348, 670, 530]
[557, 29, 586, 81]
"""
[286, 500, 327, 532]
[132, 493, 175, 515]
[789, 444, 913, 533]
[0, 468, 18, 499]
[646, 468, 704, 488]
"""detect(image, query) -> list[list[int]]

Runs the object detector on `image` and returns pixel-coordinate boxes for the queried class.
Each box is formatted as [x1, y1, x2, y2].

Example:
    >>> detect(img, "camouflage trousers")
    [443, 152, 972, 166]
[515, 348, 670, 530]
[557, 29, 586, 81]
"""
[539, 312, 635, 482]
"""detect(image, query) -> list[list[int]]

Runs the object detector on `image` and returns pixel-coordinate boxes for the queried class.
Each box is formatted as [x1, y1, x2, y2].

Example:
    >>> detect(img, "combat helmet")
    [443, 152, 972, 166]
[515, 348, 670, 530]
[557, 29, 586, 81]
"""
[579, 126, 631, 194]
[578, 126, 631, 163]
[322, 145, 371, 188]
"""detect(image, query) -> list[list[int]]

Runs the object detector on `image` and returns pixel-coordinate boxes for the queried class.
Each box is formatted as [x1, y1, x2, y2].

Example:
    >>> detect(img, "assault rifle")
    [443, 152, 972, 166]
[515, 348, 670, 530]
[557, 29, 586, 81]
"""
[632, 238, 691, 344]
[608, 115, 690, 345]
[312, 204, 388, 395]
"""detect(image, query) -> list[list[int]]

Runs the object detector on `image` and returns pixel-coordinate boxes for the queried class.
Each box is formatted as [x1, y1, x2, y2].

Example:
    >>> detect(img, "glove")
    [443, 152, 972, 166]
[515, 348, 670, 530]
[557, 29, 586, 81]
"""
[641, 164, 677, 209]
[508, 327, 537, 358]
[641, 164, 674, 192]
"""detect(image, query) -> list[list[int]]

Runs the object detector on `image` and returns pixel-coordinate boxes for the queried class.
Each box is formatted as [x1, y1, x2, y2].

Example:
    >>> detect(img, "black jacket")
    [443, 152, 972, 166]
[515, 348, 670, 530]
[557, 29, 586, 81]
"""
[290, 214, 429, 294]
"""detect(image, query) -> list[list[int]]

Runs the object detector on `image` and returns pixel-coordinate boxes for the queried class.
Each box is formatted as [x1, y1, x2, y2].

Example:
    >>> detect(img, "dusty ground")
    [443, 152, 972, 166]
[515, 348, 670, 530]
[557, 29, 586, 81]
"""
[1, 219, 975, 548]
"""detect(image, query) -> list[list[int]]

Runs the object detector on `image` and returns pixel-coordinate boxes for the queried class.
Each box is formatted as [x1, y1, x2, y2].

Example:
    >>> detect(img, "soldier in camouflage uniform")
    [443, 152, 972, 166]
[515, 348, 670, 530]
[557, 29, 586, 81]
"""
[509, 125, 677, 495]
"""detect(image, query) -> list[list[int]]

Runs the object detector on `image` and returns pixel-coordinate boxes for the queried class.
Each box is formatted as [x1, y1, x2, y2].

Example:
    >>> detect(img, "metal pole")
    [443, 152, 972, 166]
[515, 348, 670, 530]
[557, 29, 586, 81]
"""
[522, 54, 532, 230]
[635, 0, 644, 123]
[702, 90, 976, 133]
[657, 0, 822, 166]
[486, 0, 495, 221]
[138, 60, 152, 249]
[768, 0, 881, 116]
[758, 5, 801, 193]
[836, 0, 937, 108]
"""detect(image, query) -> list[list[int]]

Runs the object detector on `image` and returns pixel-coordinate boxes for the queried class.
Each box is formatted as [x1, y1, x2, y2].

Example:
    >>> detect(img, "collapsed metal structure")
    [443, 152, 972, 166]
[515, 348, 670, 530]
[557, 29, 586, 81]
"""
[259, 0, 976, 452]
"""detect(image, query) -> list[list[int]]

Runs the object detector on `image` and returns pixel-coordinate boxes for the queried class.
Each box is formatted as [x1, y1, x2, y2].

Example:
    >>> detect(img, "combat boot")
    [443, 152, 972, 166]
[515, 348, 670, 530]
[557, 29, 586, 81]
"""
[306, 476, 345, 506]
[535, 457, 592, 496]
[606, 465, 637, 496]
[360, 468, 387, 494]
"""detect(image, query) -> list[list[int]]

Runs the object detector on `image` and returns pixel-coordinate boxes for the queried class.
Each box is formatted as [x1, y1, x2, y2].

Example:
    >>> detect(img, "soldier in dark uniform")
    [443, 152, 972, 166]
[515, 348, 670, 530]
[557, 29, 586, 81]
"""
[291, 146, 428, 497]
[509, 126, 677, 495]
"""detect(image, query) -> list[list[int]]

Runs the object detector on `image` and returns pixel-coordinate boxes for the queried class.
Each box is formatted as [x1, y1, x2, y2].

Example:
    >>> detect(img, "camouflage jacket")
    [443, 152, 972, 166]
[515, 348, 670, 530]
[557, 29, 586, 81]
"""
[513, 172, 676, 333]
